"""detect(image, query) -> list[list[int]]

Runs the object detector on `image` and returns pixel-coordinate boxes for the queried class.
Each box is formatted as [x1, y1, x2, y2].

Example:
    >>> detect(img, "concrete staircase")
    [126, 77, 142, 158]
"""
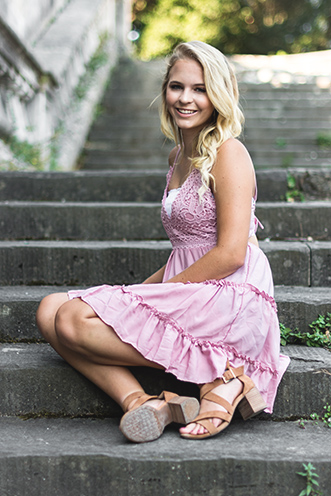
[1, 57, 331, 495]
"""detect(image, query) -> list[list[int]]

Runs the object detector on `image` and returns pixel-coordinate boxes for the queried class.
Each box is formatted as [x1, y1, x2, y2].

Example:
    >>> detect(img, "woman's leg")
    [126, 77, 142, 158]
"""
[36, 294, 165, 410]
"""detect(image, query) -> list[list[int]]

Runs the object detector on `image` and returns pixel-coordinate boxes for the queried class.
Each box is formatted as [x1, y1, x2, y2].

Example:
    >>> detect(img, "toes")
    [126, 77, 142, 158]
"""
[179, 422, 208, 436]
[179, 422, 196, 434]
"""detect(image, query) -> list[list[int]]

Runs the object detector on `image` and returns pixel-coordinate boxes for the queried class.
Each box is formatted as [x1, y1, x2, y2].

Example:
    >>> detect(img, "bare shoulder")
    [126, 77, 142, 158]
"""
[213, 138, 255, 193]
[217, 138, 252, 165]
[168, 145, 180, 167]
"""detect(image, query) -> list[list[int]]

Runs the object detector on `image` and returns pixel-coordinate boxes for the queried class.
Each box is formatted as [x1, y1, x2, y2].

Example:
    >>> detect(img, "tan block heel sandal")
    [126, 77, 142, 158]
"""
[120, 390, 200, 443]
[180, 360, 267, 440]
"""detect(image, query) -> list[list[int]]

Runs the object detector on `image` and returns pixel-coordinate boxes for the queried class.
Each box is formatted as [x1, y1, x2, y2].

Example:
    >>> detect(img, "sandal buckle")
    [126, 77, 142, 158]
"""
[222, 367, 236, 384]
[221, 374, 231, 384]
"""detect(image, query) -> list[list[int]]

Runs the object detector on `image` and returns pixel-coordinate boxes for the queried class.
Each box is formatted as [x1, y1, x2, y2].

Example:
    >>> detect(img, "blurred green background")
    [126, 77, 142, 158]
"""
[131, 0, 331, 59]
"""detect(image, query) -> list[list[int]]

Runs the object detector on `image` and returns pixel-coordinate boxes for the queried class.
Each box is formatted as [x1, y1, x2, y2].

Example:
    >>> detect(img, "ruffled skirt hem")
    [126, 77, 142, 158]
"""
[68, 279, 290, 414]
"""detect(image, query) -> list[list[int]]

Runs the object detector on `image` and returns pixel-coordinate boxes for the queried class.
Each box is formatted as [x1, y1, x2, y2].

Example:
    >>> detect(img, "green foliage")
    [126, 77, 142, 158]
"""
[316, 132, 331, 149]
[286, 173, 304, 202]
[297, 463, 322, 496]
[7, 136, 44, 170]
[322, 403, 331, 427]
[279, 316, 331, 350]
[275, 137, 287, 149]
[74, 40, 109, 100]
[132, 0, 331, 59]
[298, 405, 331, 430]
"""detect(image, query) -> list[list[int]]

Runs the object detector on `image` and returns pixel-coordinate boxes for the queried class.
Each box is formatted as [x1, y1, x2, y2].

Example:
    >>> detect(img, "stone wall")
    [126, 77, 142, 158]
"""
[0, 0, 132, 170]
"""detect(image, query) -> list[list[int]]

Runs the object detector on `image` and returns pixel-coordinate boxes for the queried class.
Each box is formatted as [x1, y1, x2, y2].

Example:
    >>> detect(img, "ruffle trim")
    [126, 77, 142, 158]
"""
[201, 279, 278, 313]
[118, 281, 279, 377]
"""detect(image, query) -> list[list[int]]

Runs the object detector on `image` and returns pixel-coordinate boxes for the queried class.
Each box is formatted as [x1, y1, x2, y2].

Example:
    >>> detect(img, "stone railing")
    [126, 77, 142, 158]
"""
[0, 0, 132, 170]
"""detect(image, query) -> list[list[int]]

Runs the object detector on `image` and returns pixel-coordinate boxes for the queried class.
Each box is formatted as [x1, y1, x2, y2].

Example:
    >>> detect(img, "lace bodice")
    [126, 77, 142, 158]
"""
[161, 166, 259, 249]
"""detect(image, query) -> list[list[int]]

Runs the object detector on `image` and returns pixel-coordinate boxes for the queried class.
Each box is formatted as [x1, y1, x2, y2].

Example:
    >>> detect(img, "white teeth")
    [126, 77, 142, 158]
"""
[178, 109, 196, 114]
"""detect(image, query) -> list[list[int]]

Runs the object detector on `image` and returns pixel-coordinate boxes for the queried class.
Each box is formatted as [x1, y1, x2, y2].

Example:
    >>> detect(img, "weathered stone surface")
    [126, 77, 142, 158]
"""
[292, 168, 331, 201]
[259, 241, 310, 286]
[2, 169, 331, 203]
[0, 286, 70, 341]
[0, 170, 167, 202]
[309, 241, 331, 287]
[3, 200, 331, 242]
[0, 240, 172, 286]
[255, 169, 288, 201]
[256, 201, 331, 240]
[0, 417, 330, 496]
[275, 286, 331, 331]
[0, 343, 329, 420]
[0, 240, 310, 287]
[0, 202, 167, 241]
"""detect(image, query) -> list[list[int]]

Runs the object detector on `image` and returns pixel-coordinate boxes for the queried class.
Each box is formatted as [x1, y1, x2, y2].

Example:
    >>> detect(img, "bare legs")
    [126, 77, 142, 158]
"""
[36, 293, 247, 439]
[36, 294, 165, 411]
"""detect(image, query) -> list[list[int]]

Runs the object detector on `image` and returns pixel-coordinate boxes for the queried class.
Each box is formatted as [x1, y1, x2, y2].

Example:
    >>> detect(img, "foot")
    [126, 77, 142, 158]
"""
[179, 379, 243, 436]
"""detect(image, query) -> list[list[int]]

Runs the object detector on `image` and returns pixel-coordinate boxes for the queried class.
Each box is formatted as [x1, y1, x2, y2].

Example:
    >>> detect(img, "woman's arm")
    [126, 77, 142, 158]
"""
[165, 138, 256, 284]
[142, 265, 166, 284]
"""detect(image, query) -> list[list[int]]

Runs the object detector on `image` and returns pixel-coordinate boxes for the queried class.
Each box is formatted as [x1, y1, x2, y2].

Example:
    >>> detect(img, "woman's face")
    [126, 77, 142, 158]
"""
[166, 58, 215, 135]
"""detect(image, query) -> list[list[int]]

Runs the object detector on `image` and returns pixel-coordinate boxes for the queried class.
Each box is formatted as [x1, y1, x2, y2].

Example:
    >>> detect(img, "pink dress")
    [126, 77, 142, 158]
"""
[68, 164, 290, 413]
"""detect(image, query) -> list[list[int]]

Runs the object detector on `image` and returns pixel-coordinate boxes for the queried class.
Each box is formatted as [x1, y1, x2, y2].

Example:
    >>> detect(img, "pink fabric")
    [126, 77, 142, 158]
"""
[68, 164, 290, 413]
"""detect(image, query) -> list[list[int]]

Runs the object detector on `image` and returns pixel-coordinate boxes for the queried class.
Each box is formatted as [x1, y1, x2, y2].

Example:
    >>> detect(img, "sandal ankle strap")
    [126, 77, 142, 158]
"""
[122, 391, 158, 412]
[200, 360, 244, 400]
[158, 391, 178, 402]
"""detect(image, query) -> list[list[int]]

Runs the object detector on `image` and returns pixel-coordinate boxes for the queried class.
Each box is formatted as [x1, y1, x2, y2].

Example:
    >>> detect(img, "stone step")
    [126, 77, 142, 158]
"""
[0, 240, 311, 287]
[0, 170, 168, 202]
[256, 202, 331, 241]
[243, 119, 331, 130]
[241, 96, 331, 109]
[82, 157, 170, 169]
[2, 201, 331, 242]
[275, 285, 331, 331]
[84, 155, 331, 171]
[0, 417, 330, 496]
[1, 286, 330, 342]
[244, 108, 331, 120]
[239, 81, 331, 94]
[0, 169, 290, 202]
[0, 202, 167, 241]
[253, 158, 331, 169]
[0, 343, 330, 421]
[247, 146, 330, 158]
[83, 147, 331, 169]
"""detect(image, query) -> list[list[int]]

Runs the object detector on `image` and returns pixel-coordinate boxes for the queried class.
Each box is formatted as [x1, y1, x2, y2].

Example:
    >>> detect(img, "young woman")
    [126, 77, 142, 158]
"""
[36, 41, 290, 442]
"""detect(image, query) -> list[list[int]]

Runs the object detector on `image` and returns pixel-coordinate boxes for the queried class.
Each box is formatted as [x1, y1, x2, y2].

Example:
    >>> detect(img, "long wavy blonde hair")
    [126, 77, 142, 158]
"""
[160, 41, 244, 199]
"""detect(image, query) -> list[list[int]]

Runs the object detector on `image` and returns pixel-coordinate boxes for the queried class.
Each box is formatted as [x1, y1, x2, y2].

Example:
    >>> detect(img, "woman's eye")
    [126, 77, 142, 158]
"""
[169, 84, 182, 90]
[195, 87, 206, 93]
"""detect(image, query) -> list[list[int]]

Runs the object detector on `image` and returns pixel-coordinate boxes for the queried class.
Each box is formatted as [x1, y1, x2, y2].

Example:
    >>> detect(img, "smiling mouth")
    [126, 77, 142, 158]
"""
[176, 108, 198, 115]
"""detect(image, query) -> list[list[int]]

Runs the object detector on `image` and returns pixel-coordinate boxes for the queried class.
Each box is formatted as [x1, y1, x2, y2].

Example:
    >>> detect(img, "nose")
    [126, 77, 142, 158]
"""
[179, 88, 193, 104]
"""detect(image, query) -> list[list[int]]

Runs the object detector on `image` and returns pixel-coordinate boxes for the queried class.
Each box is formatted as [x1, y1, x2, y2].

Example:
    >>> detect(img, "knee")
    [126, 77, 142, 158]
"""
[36, 293, 68, 343]
[54, 300, 84, 350]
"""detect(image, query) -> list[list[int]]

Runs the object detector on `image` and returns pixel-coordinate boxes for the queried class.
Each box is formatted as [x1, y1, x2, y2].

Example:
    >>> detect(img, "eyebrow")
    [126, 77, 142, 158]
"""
[169, 80, 206, 86]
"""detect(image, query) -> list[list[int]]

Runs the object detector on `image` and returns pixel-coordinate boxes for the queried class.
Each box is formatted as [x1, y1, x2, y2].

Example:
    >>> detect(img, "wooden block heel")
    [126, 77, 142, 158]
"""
[120, 390, 199, 443]
[238, 387, 267, 421]
[168, 396, 200, 424]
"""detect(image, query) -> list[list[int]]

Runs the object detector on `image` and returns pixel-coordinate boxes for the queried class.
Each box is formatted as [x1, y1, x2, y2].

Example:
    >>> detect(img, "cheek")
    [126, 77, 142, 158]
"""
[166, 90, 176, 109]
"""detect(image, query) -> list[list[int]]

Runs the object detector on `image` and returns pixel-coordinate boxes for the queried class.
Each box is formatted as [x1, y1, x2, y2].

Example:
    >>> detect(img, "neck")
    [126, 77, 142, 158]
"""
[181, 130, 198, 159]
